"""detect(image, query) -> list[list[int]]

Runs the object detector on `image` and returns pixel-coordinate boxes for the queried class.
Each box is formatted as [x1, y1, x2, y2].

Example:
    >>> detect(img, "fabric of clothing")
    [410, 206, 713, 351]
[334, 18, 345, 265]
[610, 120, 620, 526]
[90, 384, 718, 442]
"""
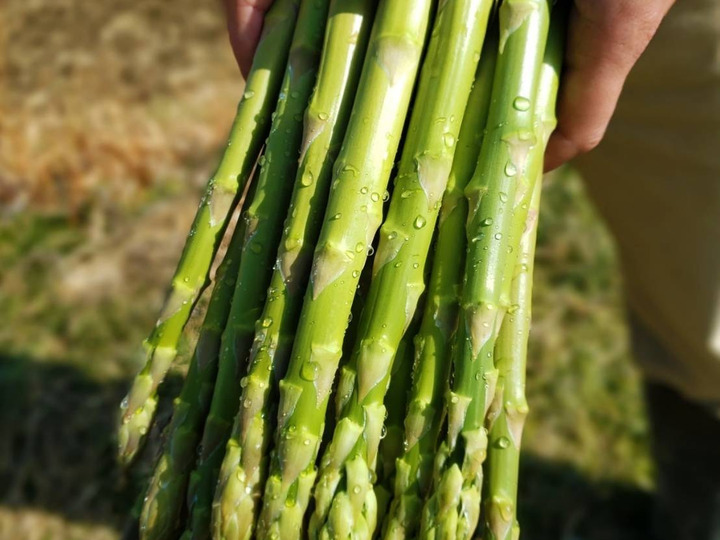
[574, 0, 720, 410]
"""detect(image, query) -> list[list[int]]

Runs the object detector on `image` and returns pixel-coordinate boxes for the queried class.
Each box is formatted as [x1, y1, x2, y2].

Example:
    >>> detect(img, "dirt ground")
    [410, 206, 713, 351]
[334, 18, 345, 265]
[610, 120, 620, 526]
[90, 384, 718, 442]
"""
[0, 1, 653, 539]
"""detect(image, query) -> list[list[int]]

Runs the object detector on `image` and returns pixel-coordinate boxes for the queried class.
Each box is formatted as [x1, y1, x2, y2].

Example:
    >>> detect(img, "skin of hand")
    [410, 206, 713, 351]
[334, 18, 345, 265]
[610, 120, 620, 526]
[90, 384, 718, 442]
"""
[223, 0, 676, 170]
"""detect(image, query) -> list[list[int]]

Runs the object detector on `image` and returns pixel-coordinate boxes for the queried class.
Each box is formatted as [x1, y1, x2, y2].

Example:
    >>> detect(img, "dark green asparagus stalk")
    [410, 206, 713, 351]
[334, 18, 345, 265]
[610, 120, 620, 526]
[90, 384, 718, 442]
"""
[210, 2, 376, 539]
[420, 2, 550, 538]
[373, 312, 423, 528]
[381, 30, 498, 540]
[138, 199, 252, 540]
[117, 0, 300, 466]
[483, 10, 564, 538]
[256, 1, 433, 538]
[181, 1, 330, 538]
[309, 1, 491, 538]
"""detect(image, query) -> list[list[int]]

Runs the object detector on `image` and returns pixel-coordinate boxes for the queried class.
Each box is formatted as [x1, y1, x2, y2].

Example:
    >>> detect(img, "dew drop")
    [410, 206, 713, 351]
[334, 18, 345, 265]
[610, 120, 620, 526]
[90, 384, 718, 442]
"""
[301, 171, 314, 187]
[504, 162, 517, 177]
[497, 436, 510, 449]
[243, 90, 255, 100]
[513, 96, 531, 111]
[318, 112, 329, 120]
[443, 132, 456, 147]
[261, 317, 273, 328]
[499, 192, 509, 203]
[330, 213, 342, 221]
[480, 217, 493, 227]
[414, 216, 427, 229]
[360, 186, 369, 194]
[494, 233, 503, 240]
[371, 192, 380, 202]
[300, 361, 319, 381]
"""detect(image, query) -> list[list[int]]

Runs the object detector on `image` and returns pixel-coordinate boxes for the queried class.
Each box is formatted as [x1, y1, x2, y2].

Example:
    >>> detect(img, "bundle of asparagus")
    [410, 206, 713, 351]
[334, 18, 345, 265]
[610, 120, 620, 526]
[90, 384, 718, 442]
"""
[119, 1, 566, 539]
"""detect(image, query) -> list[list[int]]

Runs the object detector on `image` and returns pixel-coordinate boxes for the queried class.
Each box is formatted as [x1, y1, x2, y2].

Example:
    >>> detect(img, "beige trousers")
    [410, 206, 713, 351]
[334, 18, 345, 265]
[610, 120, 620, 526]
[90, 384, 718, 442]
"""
[575, 0, 720, 408]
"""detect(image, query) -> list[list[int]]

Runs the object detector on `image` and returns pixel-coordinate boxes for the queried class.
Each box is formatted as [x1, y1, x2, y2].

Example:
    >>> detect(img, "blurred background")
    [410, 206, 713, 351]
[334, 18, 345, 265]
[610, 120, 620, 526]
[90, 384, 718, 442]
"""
[0, 1, 652, 539]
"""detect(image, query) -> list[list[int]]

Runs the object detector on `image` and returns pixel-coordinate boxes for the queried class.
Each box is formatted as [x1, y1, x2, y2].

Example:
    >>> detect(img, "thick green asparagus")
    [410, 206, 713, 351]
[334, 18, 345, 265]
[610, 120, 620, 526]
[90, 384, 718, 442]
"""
[420, 2, 550, 538]
[380, 30, 498, 540]
[483, 10, 564, 538]
[210, 2, 376, 539]
[256, 1, 433, 537]
[308, 1, 491, 538]
[181, 1, 330, 538]
[117, 0, 300, 465]
[138, 196, 252, 540]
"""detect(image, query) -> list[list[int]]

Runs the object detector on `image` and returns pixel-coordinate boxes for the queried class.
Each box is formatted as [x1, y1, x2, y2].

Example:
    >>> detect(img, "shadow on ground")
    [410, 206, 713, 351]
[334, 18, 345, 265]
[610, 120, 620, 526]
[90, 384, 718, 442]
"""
[0, 354, 653, 540]
[0, 353, 183, 535]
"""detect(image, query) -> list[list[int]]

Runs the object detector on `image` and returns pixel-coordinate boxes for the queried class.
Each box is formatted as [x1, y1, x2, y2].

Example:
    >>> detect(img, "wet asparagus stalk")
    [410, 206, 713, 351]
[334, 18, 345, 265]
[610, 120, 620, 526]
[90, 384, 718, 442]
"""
[210, 2, 376, 539]
[420, 2, 550, 538]
[380, 29, 498, 540]
[138, 200, 251, 540]
[483, 9, 564, 538]
[118, 0, 301, 465]
[308, 1, 491, 538]
[256, 1, 433, 538]
[181, 1, 330, 537]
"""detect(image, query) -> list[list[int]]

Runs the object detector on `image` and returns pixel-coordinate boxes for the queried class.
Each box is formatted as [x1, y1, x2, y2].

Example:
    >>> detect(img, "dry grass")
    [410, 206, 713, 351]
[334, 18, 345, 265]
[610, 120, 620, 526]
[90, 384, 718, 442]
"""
[0, 1, 652, 539]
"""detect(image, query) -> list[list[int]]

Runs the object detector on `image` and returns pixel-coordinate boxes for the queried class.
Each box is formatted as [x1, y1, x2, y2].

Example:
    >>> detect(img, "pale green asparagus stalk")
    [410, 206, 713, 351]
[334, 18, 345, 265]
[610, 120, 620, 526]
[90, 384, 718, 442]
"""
[181, 1, 330, 538]
[309, 2, 492, 538]
[420, 2, 550, 539]
[138, 196, 252, 540]
[483, 9, 564, 538]
[256, 2, 433, 538]
[118, 0, 300, 465]
[381, 29, 498, 540]
[211, 3, 376, 539]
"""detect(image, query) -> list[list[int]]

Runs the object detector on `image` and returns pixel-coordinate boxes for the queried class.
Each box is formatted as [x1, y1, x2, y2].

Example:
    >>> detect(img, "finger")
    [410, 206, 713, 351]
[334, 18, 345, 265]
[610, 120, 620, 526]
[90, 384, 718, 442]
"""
[544, 0, 674, 171]
[225, 0, 275, 78]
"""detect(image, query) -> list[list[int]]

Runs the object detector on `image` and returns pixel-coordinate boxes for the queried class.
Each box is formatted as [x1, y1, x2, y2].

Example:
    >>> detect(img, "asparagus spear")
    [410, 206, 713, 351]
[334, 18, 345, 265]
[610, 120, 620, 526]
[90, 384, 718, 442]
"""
[374, 319, 420, 529]
[381, 30, 498, 540]
[256, 2, 433, 537]
[181, 1, 331, 538]
[210, 3, 376, 539]
[117, 0, 300, 465]
[484, 11, 564, 538]
[308, 2, 491, 538]
[138, 194, 252, 540]
[420, 2, 550, 538]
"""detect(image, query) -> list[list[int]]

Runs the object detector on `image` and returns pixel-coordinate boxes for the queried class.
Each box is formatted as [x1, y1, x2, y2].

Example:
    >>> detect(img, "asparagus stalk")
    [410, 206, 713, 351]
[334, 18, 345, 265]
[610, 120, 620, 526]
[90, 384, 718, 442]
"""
[138, 198, 252, 540]
[210, 3, 376, 539]
[374, 320, 420, 528]
[308, 2, 491, 538]
[182, 1, 330, 538]
[117, 0, 300, 465]
[483, 11, 564, 538]
[381, 31, 498, 540]
[420, 2, 550, 538]
[256, 2, 433, 537]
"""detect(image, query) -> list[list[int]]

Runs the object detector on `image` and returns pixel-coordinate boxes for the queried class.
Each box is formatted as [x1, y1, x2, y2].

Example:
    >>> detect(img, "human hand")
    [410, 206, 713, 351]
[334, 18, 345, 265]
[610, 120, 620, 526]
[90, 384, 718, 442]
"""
[544, 0, 675, 170]
[224, 0, 275, 78]
[223, 0, 675, 169]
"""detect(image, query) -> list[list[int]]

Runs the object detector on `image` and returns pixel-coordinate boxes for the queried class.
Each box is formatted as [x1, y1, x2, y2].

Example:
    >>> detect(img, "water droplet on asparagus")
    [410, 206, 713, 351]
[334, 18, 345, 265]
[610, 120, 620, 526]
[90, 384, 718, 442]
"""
[513, 96, 531, 111]
[300, 361, 319, 381]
